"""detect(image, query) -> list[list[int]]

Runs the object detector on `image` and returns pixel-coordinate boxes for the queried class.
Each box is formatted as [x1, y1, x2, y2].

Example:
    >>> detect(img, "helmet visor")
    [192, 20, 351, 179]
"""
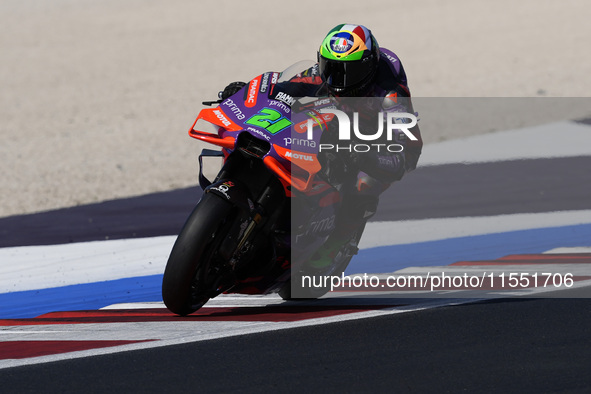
[319, 56, 373, 89]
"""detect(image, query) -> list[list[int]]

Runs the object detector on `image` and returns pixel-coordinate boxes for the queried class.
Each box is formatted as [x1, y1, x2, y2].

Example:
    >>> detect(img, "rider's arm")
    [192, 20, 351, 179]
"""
[351, 91, 422, 183]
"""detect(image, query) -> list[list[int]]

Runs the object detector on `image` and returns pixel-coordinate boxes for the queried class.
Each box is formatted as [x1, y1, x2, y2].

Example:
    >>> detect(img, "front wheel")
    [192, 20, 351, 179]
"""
[162, 193, 238, 316]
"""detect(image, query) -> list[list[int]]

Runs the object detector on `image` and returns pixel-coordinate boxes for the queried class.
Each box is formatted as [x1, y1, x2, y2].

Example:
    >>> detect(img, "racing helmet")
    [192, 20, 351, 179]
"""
[318, 24, 380, 96]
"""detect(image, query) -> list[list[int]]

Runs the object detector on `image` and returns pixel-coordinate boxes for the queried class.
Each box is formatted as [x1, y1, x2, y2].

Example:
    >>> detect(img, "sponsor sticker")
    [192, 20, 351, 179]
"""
[330, 32, 354, 53]
[283, 151, 314, 162]
[274, 92, 296, 107]
[245, 76, 261, 108]
[260, 73, 271, 94]
[212, 109, 232, 127]
[211, 181, 235, 200]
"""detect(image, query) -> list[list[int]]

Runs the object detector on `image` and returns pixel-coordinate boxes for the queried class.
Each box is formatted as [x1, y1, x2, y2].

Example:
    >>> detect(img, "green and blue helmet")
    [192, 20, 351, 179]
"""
[318, 24, 380, 95]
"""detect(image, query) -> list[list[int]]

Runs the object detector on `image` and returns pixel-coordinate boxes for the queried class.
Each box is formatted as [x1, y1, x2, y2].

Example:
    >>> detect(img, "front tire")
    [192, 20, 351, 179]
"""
[162, 193, 237, 316]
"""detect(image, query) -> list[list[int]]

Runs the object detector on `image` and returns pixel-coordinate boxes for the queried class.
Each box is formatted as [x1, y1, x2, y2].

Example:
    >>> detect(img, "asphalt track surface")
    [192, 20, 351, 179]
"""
[2, 156, 591, 247]
[0, 296, 589, 393]
[1, 155, 591, 392]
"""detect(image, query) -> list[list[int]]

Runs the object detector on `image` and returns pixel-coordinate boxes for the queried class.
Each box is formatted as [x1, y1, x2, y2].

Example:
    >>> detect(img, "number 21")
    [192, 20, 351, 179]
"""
[245, 108, 292, 134]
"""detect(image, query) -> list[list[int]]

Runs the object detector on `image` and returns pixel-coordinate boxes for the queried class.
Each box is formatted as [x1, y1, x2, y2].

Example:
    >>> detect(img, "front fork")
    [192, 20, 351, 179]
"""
[199, 149, 286, 273]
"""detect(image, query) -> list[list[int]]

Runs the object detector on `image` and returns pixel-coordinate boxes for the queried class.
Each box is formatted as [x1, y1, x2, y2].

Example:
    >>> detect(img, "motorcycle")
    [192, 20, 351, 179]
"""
[161, 61, 369, 316]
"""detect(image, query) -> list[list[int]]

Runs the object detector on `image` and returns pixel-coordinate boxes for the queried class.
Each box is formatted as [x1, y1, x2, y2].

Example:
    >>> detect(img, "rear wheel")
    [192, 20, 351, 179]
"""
[162, 193, 238, 316]
[279, 223, 366, 300]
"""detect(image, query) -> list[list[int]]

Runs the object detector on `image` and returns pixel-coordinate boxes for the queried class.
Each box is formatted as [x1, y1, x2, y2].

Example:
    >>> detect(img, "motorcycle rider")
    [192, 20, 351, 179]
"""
[220, 24, 423, 272]
[295, 24, 421, 175]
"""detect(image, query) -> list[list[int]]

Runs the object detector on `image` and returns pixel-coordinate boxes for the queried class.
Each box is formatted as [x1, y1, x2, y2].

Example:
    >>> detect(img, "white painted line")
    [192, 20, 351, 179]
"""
[544, 247, 591, 254]
[0, 297, 482, 370]
[360, 210, 591, 249]
[2, 211, 591, 293]
[0, 236, 174, 292]
[420, 121, 591, 166]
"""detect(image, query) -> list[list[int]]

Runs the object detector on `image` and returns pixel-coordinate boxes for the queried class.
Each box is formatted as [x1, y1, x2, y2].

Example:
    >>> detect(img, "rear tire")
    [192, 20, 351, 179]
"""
[279, 223, 366, 300]
[162, 193, 236, 316]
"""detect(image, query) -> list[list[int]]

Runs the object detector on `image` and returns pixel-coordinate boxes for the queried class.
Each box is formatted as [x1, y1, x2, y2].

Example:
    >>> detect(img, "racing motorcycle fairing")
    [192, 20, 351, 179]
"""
[188, 61, 337, 195]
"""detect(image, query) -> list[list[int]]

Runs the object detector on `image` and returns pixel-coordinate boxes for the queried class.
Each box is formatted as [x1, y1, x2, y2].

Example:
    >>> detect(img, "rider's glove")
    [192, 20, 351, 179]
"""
[219, 82, 247, 100]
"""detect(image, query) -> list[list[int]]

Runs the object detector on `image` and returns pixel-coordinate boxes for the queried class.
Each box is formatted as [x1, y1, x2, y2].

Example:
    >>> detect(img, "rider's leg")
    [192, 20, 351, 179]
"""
[306, 173, 386, 269]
